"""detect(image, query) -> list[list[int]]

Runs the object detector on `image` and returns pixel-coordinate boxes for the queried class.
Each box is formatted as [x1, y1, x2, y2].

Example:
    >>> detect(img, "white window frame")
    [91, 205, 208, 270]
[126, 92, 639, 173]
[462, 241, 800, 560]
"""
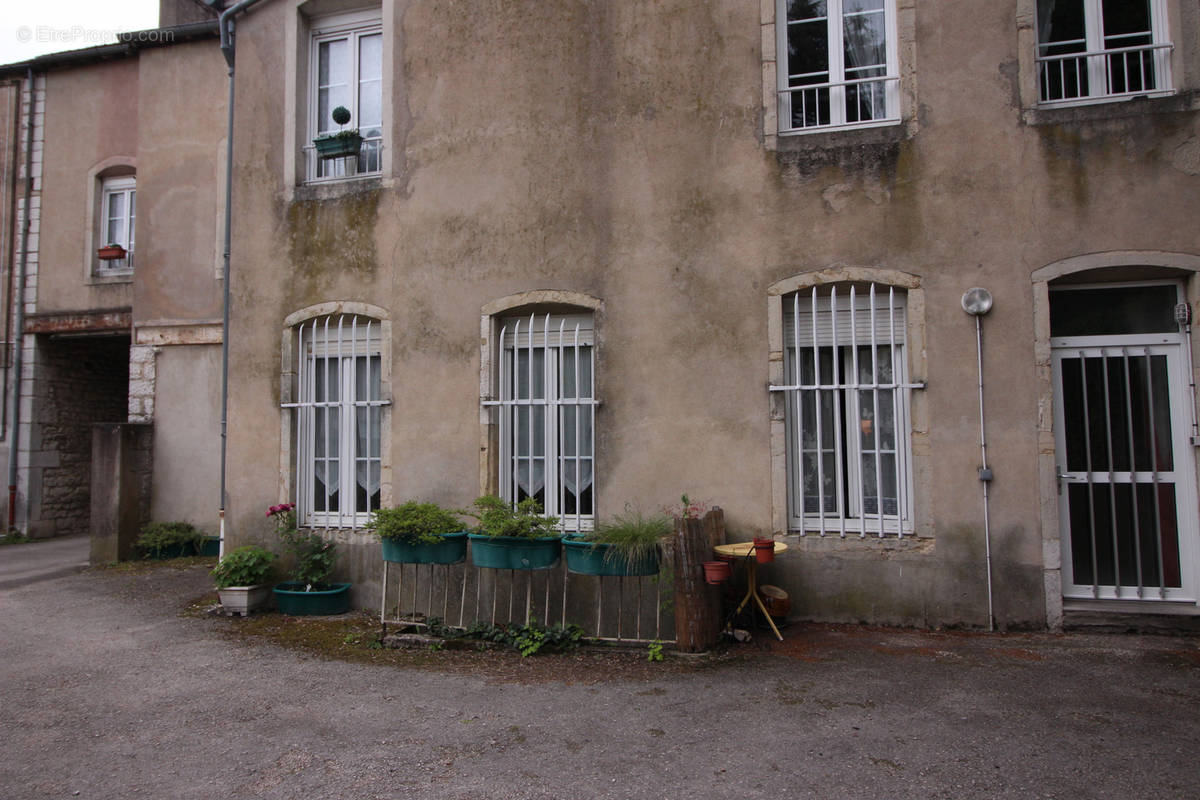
[776, 0, 900, 135]
[771, 283, 917, 537]
[98, 175, 135, 274]
[1035, 0, 1173, 106]
[485, 312, 597, 533]
[286, 314, 389, 529]
[306, 10, 383, 183]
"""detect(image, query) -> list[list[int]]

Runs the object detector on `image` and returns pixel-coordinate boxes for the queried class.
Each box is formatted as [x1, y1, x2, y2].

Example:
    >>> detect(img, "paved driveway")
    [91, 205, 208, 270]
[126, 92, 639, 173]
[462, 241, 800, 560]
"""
[1, 536, 1197, 799]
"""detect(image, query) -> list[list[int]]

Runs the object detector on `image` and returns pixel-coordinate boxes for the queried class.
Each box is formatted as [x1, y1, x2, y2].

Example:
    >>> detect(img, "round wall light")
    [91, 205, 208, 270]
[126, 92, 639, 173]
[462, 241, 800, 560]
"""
[961, 287, 994, 316]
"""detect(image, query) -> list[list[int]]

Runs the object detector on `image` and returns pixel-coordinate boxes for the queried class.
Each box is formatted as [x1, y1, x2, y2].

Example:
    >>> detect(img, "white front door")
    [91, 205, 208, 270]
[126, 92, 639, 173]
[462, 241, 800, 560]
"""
[1051, 282, 1199, 603]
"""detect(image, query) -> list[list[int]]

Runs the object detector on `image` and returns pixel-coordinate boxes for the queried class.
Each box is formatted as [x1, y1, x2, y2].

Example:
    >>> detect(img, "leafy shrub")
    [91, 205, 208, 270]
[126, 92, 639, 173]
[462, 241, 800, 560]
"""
[468, 495, 559, 540]
[369, 501, 463, 544]
[269, 503, 337, 590]
[135, 521, 207, 558]
[211, 545, 276, 589]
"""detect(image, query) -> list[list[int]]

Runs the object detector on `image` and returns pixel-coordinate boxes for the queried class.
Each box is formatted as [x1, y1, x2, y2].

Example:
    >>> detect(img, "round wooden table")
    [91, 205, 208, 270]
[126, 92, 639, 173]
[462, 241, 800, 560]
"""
[712, 540, 789, 640]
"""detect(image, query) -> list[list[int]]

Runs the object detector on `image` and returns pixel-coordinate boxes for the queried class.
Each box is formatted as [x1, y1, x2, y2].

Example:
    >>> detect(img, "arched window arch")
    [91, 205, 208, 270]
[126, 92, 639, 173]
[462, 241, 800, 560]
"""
[281, 302, 391, 528]
[480, 291, 603, 532]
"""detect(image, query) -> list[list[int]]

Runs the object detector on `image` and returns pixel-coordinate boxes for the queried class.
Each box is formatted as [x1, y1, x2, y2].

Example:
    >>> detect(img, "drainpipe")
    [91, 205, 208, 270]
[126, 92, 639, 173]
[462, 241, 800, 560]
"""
[6, 68, 35, 532]
[217, 0, 269, 558]
[962, 287, 996, 632]
[2, 78, 22, 441]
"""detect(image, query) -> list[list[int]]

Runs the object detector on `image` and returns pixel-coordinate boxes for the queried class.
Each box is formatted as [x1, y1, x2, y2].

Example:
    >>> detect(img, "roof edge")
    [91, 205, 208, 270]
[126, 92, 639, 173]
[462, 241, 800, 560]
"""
[0, 21, 220, 77]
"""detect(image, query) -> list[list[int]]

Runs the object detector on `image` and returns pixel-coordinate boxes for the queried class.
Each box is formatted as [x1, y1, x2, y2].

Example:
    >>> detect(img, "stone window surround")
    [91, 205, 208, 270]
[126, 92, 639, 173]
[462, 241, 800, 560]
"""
[283, 0, 395, 197]
[279, 301, 393, 517]
[1031, 250, 1200, 630]
[761, 0, 918, 151]
[1016, 0, 1200, 124]
[478, 290, 605, 501]
[767, 266, 930, 542]
[84, 156, 136, 286]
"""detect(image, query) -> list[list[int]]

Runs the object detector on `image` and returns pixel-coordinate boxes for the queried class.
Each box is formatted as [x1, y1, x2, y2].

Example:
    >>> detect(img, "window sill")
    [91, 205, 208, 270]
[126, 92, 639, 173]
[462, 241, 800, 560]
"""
[1023, 90, 1199, 127]
[772, 121, 912, 178]
[87, 270, 134, 286]
[291, 174, 384, 203]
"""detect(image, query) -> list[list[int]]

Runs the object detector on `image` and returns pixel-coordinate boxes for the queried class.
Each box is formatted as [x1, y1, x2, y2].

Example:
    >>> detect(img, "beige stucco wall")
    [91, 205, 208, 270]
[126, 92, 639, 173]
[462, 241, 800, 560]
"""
[222, 0, 1200, 628]
[36, 59, 138, 314]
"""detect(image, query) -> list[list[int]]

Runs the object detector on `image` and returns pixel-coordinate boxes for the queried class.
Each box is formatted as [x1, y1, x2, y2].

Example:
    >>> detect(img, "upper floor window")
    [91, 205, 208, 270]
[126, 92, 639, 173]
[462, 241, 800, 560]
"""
[98, 175, 135, 273]
[776, 284, 913, 536]
[489, 312, 596, 533]
[307, 11, 382, 182]
[1036, 0, 1172, 104]
[776, 0, 900, 134]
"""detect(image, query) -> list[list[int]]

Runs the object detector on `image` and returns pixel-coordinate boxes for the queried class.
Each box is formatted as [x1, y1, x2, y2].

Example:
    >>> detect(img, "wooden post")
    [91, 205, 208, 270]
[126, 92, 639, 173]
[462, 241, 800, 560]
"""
[672, 507, 725, 652]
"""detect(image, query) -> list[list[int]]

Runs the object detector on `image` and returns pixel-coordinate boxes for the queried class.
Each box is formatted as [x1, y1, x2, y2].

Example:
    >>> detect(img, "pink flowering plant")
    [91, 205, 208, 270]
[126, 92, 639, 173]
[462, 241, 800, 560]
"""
[268, 502, 337, 591]
[663, 494, 709, 521]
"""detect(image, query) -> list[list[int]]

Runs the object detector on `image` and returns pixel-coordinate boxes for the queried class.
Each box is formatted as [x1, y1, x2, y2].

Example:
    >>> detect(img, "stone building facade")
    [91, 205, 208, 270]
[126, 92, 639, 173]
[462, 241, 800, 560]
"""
[4, 0, 1199, 632]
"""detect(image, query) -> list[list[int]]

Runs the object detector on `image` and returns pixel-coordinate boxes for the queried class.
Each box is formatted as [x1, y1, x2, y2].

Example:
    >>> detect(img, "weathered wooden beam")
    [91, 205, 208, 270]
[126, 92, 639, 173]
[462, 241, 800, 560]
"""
[672, 507, 725, 652]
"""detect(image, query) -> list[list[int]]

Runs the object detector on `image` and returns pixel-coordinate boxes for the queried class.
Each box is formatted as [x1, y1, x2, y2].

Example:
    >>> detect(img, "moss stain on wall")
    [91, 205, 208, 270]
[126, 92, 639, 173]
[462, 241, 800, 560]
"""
[284, 189, 381, 307]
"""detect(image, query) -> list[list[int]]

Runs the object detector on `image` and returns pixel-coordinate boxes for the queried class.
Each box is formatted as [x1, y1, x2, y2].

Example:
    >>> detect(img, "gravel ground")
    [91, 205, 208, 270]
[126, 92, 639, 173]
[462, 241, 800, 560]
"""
[1, 536, 1198, 799]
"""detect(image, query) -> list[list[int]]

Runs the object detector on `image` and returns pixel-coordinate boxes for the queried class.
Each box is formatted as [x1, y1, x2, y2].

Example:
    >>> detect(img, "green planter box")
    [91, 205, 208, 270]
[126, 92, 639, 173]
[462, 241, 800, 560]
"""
[380, 532, 468, 564]
[562, 538, 660, 577]
[145, 537, 220, 559]
[313, 133, 363, 159]
[273, 582, 351, 615]
[468, 534, 561, 570]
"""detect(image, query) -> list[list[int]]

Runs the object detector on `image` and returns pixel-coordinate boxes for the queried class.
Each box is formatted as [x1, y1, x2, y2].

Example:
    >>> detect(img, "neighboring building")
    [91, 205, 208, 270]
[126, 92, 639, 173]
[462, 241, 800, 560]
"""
[5, 0, 1199, 632]
[0, 4, 227, 543]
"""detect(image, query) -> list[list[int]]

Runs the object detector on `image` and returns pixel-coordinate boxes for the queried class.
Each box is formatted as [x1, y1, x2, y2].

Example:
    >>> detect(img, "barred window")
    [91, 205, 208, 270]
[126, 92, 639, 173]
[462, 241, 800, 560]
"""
[290, 314, 386, 527]
[774, 284, 915, 536]
[488, 313, 596, 533]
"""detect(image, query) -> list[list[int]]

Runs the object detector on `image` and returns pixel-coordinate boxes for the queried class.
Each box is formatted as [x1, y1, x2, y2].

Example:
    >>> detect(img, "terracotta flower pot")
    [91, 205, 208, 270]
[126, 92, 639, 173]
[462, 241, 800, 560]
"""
[753, 537, 776, 563]
[702, 560, 731, 585]
[97, 244, 127, 261]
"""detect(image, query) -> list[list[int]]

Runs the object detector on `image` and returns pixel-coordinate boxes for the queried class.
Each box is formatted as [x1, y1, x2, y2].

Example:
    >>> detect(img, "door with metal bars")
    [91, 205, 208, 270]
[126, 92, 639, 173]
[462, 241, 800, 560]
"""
[1050, 282, 1199, 602]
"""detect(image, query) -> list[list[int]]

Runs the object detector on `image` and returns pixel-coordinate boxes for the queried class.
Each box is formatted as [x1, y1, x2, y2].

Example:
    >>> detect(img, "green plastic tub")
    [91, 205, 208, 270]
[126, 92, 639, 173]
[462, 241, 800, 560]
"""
[468, 534, 561, 570]
[273, 582, 351, 615]
[562, 538, 660, 577]
[380, 532, 469, 565]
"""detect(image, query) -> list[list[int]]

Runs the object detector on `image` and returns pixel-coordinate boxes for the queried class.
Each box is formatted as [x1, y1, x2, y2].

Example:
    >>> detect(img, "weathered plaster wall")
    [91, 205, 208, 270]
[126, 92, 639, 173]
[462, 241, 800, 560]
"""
[133, 40, 227, 326]
[223, 0, 1200, 629]
[36, 61, 137, 314]
[148, 344, 221, 532]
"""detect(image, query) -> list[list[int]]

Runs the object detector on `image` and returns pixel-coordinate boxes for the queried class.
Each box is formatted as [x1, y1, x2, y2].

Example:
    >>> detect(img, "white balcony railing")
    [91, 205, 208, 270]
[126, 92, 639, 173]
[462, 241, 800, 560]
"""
[1037, 42, 1173, 104]
[779, 74, 900, 133]
[303, 136, 383, 183]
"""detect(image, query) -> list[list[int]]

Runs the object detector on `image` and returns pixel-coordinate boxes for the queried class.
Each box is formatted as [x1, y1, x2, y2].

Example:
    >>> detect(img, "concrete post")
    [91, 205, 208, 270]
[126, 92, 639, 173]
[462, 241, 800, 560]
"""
[89, 423, 152, 564]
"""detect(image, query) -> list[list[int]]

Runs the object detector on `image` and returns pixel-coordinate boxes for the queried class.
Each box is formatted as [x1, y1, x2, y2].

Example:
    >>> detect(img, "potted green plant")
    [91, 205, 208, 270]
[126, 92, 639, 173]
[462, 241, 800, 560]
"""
[370, 501, 469, 564]
[135, 521, 219, 559]
[563, 505, 670, 577]
[312, 105, 363, 160]
[211, 545, 277, 616]
[97, 243, 127, 261]
[268, 503, 351, 615]
[467, 495, 562, 570]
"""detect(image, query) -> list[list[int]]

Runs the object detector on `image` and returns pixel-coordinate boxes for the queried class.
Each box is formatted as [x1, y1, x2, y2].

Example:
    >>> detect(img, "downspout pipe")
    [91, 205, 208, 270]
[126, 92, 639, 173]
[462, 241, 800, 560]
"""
[962, 288, 996, 632]
[217, 0, 269, 558]
[7, 67, 35, 532]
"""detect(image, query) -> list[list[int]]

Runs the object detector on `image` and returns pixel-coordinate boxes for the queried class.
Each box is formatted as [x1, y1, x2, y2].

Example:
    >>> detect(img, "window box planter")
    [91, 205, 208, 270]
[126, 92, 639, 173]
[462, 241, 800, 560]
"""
[468, 534, 561, 570]
[563, 537, 659, 577]
[216, 584, 271, 616]
[313, 132, 363, 160]
[380, 531, 468, 565]
[97, 244, 127, 261]
[273, 582, 351, 615]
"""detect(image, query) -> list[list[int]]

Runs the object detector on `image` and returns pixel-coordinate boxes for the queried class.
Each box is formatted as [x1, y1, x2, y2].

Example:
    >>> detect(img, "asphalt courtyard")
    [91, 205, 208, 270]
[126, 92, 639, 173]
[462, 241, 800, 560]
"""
[1, 535, 1198, 799]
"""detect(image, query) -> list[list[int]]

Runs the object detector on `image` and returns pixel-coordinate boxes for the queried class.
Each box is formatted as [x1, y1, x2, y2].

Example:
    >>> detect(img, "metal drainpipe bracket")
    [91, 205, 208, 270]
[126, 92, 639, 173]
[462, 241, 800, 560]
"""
[978, 467, 994, 482]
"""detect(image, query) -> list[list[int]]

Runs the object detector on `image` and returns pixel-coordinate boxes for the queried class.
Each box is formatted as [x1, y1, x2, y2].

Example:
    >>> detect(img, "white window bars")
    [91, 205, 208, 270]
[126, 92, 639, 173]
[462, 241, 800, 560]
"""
[282, 314, 388, 529]
[770, 284, 920, 537]
[483, 313, 597, 533]
[305, 136, 383, 183]
[1037, 42, 1172, 103]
